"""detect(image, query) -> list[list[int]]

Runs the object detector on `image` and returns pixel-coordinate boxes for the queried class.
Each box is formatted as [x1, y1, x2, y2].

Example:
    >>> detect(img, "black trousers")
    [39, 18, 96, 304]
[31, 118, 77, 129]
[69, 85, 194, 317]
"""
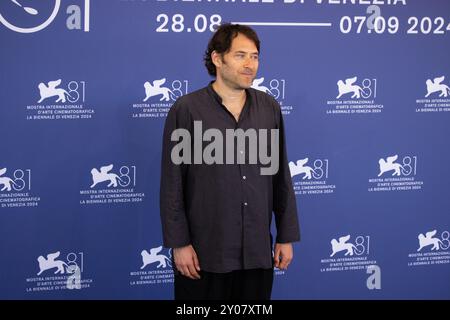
[174, 268, 274, 300]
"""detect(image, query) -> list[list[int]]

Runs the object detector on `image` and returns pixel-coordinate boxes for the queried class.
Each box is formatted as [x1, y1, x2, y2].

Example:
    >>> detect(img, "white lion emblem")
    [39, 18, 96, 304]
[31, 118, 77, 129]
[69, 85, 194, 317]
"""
[417, 230, 443, 251]
[425, 76, 450, 98]
[336, 76, 363, 99]
[330, 235, 360, 257]
[289, 158, 317, 180]
[0, 168, 20, 191]
[37, 251, 68, 276]
[90, 164, 125, 188]
[143, 78, 176, 102]
[251, 77, 274, 95]
[140, 246, 172, 269]
[37, 79, 73, 103]
[378, 155, 403, 177]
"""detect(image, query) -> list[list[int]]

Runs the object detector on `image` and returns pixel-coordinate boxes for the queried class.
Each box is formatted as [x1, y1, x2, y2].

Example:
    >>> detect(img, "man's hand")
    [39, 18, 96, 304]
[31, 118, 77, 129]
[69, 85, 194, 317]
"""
[274, 243, 293, 270]
[173, 244, 201, 280]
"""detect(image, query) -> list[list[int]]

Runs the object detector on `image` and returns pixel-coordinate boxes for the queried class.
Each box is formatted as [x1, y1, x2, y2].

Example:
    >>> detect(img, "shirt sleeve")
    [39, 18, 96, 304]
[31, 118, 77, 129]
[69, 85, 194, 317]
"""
[271, 98, 301, 244]
[159, 100, 191, 248]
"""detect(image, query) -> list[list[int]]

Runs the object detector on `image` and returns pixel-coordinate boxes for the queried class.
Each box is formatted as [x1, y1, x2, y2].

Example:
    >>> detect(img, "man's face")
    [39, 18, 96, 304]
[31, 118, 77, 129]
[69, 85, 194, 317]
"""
[214, 33, 259, 90]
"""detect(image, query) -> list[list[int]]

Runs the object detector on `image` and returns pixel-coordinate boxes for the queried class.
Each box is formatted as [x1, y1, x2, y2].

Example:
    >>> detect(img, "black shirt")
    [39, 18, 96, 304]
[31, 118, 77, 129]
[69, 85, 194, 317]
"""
[160, 82, 300, 273]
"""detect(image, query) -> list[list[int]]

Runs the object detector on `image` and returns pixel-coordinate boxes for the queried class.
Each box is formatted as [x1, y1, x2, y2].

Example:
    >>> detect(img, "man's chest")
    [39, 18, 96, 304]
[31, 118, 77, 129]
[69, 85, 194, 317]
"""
[189, 105, 276, 132]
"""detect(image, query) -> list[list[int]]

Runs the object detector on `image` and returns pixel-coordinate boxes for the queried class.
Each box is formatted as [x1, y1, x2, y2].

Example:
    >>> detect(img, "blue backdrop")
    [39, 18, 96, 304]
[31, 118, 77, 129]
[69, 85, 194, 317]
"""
[1, 0, 449, 299]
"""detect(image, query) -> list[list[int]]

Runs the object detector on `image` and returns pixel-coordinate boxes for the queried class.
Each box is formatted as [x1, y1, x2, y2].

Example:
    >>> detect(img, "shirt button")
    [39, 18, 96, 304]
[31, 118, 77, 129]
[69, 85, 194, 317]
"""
[240, 150, 244, 154]
[242, 175, 246, 180]
[244, 202, 248, 206]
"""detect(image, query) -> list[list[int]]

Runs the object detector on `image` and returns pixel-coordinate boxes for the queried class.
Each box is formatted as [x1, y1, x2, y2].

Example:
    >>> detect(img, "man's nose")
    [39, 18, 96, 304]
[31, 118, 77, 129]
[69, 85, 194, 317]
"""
[243, 57, 255, 68]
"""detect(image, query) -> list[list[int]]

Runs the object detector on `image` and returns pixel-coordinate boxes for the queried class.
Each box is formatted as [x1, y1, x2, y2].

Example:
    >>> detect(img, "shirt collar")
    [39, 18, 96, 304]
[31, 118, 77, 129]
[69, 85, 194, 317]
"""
[207, 81, 252, 107]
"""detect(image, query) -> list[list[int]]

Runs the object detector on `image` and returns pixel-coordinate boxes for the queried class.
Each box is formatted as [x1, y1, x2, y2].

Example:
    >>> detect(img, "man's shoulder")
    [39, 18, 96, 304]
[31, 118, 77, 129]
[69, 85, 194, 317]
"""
[248, 87, 280, 109]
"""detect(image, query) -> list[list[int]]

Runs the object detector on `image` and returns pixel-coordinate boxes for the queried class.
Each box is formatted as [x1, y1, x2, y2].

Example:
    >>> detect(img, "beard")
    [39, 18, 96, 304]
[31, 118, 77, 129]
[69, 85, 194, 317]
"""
[221, 69, 255, 90]
[219, 57, 256, 90]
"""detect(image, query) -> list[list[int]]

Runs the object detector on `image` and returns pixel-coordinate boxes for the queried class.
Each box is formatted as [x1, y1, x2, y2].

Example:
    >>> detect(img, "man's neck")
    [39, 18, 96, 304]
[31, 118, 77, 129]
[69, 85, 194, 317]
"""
[212, 78, 246, 107]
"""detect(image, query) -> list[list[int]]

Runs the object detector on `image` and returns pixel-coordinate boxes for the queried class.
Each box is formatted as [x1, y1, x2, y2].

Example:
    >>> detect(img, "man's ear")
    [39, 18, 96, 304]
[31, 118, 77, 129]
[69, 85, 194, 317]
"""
[211, 51, 222, 69]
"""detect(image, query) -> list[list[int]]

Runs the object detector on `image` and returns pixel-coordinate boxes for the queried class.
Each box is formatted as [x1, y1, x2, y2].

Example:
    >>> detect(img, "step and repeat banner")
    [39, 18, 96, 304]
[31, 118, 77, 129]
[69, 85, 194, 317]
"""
[1, 0, 449, 299]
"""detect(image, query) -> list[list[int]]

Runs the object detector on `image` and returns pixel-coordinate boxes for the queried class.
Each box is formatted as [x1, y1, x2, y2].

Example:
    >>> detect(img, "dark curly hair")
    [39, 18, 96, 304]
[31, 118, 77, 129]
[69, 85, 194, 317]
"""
[204, 23, 260, 77]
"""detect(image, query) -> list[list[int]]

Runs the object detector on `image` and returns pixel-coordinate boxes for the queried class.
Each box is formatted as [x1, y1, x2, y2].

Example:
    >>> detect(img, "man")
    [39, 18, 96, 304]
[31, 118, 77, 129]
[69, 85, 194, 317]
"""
[160, 23, 300, 300]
